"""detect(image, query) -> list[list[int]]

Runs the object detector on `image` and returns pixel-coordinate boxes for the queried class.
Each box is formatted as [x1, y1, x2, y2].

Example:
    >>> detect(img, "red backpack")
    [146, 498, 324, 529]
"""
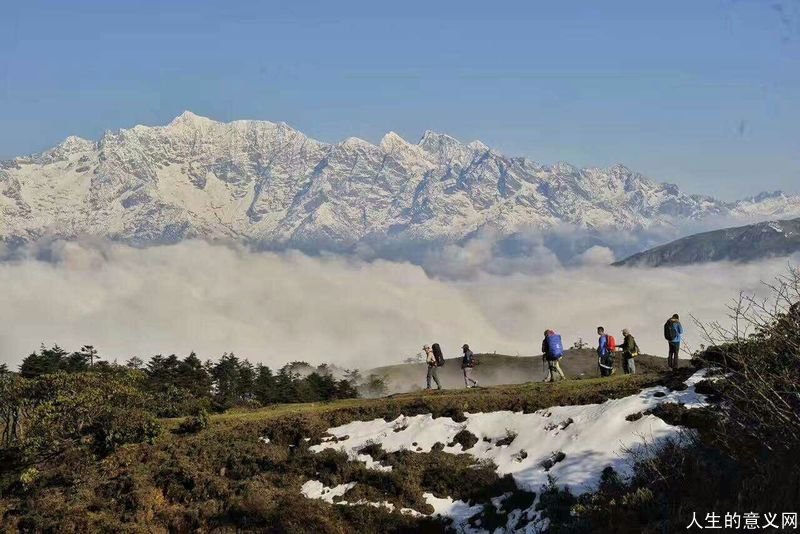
[606, 335, 617, 352]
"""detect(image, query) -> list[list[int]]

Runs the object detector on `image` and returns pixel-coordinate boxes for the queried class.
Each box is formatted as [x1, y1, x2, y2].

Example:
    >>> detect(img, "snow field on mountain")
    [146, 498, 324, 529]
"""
[300, 370, 711, 531]
[4, 111, 800, 247]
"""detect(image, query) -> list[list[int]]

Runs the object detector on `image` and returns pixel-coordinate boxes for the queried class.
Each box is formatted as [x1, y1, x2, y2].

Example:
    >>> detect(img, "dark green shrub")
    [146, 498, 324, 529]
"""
[447, 429, 478, 450]
[9, 370, 162, 458]
[176, 408, 210, 435]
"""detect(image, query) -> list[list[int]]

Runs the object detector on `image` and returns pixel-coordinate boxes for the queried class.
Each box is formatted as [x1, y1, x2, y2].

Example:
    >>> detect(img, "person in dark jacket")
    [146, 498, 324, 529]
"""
[666, 314, 683, 370]
[597, 326, 614, 377]
[461, 344, 478, 388]
[618, 329, 639, 375]
[542, 329, 566, 382]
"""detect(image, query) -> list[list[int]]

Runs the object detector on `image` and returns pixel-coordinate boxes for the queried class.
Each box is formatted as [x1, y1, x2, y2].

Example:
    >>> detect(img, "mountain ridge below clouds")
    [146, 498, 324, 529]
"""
[614, 217, 800, 267]
[2, 111, 799, 256]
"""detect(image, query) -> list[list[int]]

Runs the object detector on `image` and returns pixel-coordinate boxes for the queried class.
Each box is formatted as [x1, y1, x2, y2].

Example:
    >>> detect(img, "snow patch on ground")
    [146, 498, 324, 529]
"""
[300, 480, 356, 504]
[302, 369, 712, 532]
[424, 493, 484, 522]
[300, 480, 423, 516]
[311, 369, 710, 494]
[355, 452, 393, 472]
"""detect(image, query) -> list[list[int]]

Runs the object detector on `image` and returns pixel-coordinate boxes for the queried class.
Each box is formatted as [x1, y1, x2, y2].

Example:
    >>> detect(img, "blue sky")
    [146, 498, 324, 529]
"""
[1, 0, 798, 199]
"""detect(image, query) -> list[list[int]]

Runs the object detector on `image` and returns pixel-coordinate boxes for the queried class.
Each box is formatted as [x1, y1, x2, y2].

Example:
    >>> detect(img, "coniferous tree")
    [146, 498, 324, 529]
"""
[274, 366, 298, 403]
[345, 369, 362, 384]
[146, 354, 183, 390]
[306, 372, 337, 401]
[253, 364, 276, 405]
[61, 350, 90, 373]
[176, 352, 212, 398]
[212, 353, 242, 408]
[336, 378, 359, 399]
[78, 345, 99, 367]
[19, 344, 69, 378]
[10, 343, 361, 417]
[238, 360, 256, 402]
[126, 356, 144, 370]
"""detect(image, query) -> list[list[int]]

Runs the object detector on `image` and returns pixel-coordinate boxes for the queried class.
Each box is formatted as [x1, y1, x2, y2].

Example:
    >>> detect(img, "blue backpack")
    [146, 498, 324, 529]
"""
[546, 334, 564, 359]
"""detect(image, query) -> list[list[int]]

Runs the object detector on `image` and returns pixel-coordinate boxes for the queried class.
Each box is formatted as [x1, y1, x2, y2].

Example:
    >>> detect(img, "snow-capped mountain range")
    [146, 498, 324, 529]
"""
[2, 111, 799, 251]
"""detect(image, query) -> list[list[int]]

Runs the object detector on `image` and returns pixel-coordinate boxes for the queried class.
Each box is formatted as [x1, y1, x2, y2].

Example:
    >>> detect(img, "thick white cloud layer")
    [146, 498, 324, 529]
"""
[0, 240, 795, 370]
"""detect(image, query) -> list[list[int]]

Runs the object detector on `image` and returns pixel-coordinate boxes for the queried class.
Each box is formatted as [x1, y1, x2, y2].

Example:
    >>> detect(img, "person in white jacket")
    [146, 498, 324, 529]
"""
[423, 345, 442, 390]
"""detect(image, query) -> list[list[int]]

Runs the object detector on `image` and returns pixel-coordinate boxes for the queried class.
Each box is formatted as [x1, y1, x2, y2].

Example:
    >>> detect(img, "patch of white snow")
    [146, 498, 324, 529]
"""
[300, 480, 357, 504]
[303, 369, 713, 532]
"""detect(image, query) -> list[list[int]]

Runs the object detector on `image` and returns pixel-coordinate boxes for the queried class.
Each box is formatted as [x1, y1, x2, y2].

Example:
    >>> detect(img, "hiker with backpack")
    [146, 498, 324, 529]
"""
[423, 344, 442, 390]
[618, 328, 639, 375]
[541, 329, 567, 382]
[597, 326, 616, 377]
[461, 344, 479, 388]
[664, 314, 683, 370]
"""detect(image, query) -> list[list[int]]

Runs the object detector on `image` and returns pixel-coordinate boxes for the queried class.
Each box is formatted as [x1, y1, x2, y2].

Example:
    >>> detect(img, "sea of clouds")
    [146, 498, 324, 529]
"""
[0, 239, 796, 370]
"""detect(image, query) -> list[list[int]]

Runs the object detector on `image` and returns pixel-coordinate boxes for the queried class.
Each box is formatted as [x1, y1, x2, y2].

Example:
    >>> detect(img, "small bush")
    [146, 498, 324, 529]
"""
[512, 450, 528, 462]
[19, 467, 39, 490]
[540, 451, 566, 471]
[93, 407, 162, 454]
[495, 429, 517, 447]
[177, 409, 210, 435]
[536, 476, 577, 529]
[447, 429, 478, 450]
[358, 442, 388, 463]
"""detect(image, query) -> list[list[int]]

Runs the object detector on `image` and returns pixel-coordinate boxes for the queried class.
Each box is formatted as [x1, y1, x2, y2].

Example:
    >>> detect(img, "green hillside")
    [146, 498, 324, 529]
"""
[1, 370, 678, 533]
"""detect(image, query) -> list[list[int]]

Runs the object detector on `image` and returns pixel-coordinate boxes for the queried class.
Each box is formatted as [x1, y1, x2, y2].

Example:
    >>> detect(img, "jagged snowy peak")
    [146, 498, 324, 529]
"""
[728, 190, 800, 219]
[1, 111, 799, 249]
[417, 130, 490, 166]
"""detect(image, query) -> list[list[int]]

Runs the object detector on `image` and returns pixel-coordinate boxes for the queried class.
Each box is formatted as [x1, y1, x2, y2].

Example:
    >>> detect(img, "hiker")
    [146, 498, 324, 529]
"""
[618, 328, 639, 375]
[541, 329, 566, 382]
[597, 326, 615, 377]
[664, 314, 683, 370]
[423, 344, 442, 390]
[461, 344, 478, 388]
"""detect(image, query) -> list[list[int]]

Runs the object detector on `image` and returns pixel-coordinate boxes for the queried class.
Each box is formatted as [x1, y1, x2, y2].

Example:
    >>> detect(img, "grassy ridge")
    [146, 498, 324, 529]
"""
[369, 349, 679, 393]
[200, 371, 671, 429]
